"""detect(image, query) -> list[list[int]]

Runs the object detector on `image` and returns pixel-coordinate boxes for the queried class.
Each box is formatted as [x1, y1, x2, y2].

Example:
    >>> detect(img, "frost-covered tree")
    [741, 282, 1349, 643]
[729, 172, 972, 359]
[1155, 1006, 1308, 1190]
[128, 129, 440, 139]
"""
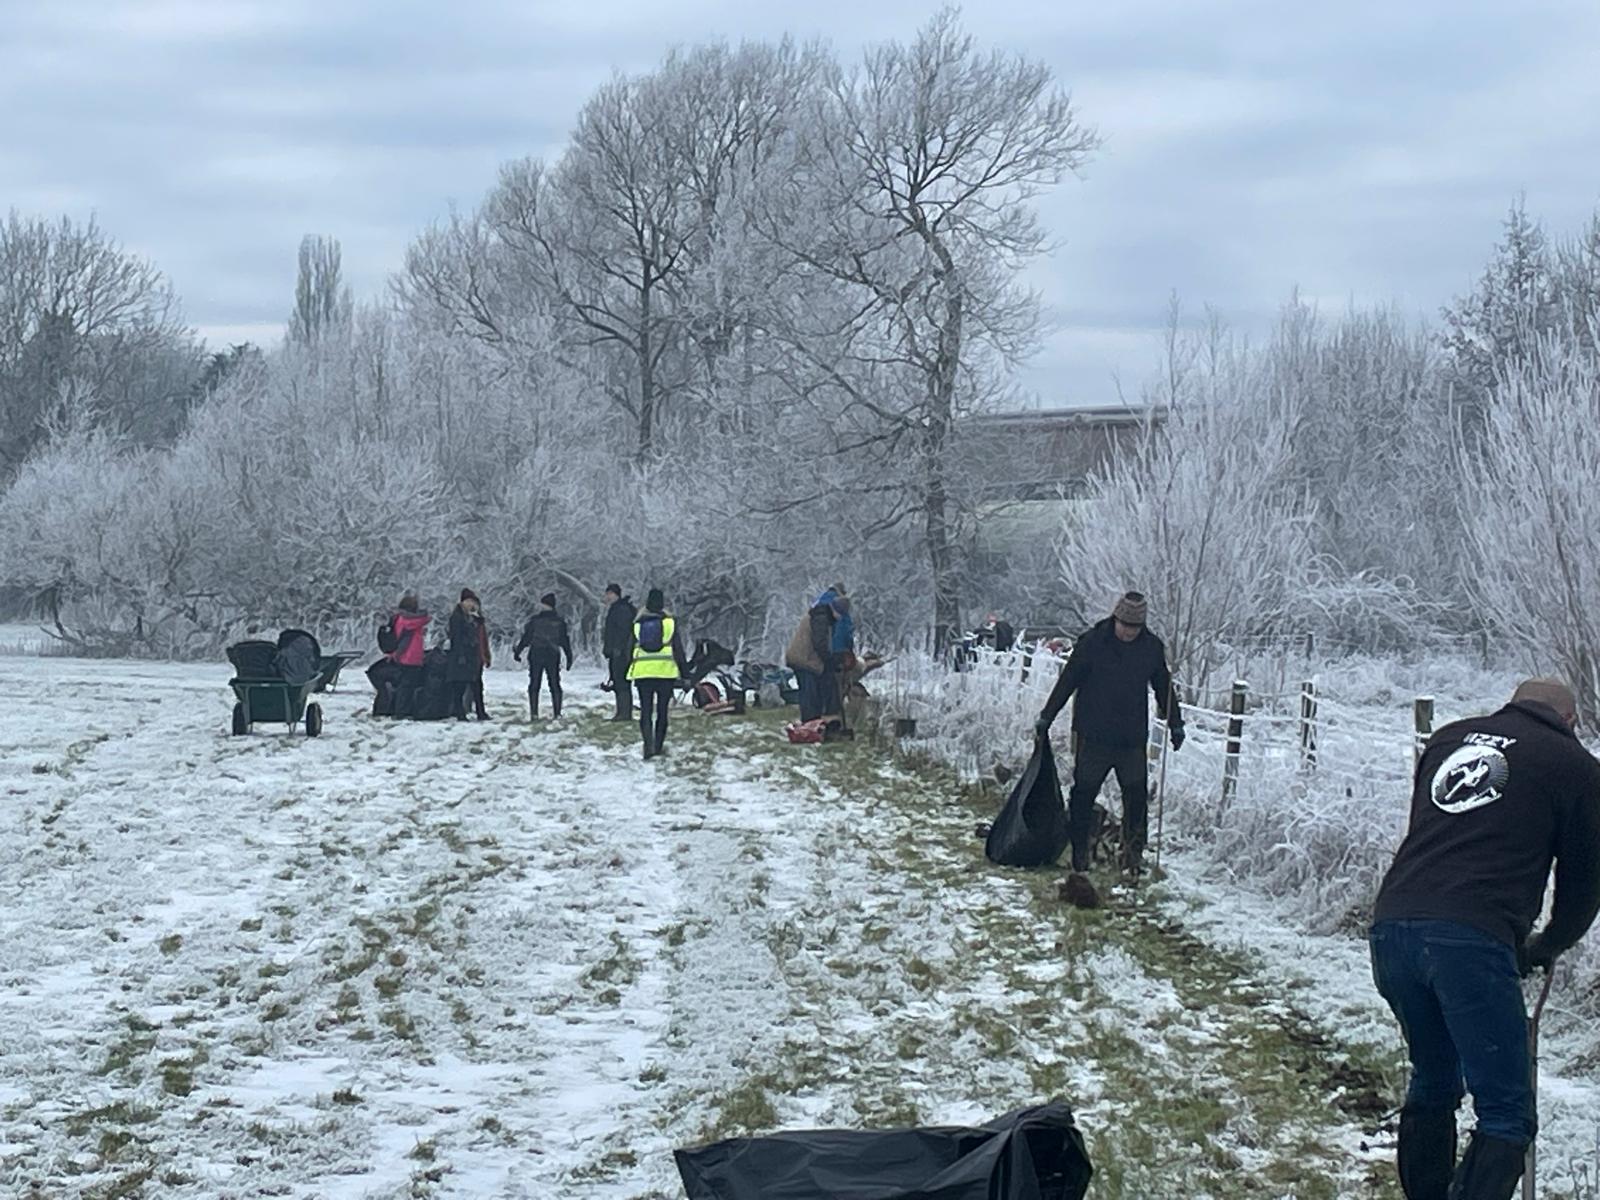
[1263, 298, 1461, 618]
[1442, 201, 1559, 422]
[0, 211, 201, 471]
[485, 79, 692, 462]
[1458, 337, 1600, 718]
[760, 9, 1098, 648]
[288, 235, 353, 348]
[1057, 316, 1316, 687]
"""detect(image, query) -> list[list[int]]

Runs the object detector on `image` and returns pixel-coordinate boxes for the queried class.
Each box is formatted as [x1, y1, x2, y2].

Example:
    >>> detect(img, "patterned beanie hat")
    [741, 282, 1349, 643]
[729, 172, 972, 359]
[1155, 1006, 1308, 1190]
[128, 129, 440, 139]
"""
[1113, 592, 1148, 626]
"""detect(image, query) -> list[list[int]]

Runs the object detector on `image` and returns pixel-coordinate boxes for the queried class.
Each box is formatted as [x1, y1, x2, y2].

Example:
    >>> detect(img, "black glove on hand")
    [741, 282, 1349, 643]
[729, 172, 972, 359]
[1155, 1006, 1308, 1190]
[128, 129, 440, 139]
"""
[512, 651, 522, 663]
[1171, 726, 1186, 751]
[1520, 934, 1557, 977]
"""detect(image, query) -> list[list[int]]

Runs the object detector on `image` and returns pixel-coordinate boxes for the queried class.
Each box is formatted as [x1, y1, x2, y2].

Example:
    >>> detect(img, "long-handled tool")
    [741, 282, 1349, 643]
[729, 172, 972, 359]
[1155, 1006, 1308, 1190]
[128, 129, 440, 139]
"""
[1154, 679, 1175, 871]
[1524, 968, 1555, 1200]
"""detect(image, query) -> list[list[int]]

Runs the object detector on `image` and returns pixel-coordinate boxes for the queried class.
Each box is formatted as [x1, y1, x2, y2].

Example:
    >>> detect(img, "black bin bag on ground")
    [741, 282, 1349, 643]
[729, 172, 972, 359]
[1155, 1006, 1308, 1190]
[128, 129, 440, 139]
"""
[985, 739, 1071, 868]
[675, 1101, 1092, 1200]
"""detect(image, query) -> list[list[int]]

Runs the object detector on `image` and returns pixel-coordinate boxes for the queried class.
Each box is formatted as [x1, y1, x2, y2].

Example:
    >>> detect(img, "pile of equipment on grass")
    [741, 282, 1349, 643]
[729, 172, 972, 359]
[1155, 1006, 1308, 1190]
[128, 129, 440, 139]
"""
[675, 1101, 1092, 1200]
[686, 639, 747, 715]
[367, 647, 458, 720]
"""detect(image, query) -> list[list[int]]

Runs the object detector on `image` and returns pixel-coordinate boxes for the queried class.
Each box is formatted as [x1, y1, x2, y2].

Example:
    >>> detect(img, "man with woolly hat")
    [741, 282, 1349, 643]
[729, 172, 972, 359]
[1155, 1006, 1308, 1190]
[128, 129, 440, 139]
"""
[1035, 590, 1184, 875]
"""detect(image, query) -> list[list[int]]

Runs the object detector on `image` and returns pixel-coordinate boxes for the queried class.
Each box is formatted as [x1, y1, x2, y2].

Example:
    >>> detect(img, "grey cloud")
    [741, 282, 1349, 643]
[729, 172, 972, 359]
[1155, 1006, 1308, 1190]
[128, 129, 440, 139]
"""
[3, 0, 1598, 402]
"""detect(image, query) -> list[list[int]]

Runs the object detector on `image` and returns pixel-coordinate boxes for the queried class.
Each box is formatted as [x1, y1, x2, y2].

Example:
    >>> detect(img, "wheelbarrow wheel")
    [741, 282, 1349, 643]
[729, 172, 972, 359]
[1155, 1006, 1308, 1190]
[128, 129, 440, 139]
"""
[231, 703, 248, 736]
[305, 703, 323, 738]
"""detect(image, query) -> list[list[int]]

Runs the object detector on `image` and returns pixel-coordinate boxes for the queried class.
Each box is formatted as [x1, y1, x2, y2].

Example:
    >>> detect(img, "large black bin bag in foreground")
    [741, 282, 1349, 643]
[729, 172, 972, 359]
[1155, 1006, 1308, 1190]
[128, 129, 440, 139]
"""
[675, 1101, 1093, 1200]
[985, 739, 1071, 868]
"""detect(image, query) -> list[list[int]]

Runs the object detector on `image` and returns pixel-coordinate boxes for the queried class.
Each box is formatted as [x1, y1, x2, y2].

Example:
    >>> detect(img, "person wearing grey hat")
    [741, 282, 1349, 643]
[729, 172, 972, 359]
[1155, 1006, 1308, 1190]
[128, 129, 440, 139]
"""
[1035, 590, 1184, 874]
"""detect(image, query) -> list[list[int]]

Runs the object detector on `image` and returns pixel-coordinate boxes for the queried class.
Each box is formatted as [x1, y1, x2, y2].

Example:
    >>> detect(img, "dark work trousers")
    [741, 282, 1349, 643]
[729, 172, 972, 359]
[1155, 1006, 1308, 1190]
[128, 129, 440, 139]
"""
[471, 678, 488, 719]
[608, 654, 633, 718]
[527, 652, 563, 718]
[449, 681, 469, 720]
[1369, 919, 1534, 1145]
[1067, 738, 1149, 870]
[636, 679, 675, 756]
[394, 665, 424, 719]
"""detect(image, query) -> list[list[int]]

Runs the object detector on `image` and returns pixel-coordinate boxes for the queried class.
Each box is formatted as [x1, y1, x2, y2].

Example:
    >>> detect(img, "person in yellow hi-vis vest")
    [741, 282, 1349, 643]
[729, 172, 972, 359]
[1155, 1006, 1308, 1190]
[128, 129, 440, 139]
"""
[628, 587, 689, 760]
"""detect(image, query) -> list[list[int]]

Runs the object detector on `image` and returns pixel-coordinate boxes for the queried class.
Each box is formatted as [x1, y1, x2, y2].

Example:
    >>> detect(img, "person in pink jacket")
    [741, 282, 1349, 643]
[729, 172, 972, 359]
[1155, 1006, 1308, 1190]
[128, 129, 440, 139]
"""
[383, 592, 431, 716]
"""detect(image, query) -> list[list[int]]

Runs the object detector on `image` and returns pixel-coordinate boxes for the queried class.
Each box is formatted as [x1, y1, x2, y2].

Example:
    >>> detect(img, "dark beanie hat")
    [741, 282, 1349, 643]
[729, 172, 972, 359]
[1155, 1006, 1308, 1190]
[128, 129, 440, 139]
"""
[540, 592, 557, 608]
[646, 587, 665, 612]
[398, 592, 419, 612]
[605, 582, 622, 598]
[460, 587, 479, 603]
[1113, 591, 1148, 626]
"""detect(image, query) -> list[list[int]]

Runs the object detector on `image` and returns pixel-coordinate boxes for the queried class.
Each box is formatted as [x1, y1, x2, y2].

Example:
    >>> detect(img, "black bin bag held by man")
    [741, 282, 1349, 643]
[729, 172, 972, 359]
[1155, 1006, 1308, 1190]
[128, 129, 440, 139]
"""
[985, 739, 1072, 868]
[675, 1101, 1092, 1200]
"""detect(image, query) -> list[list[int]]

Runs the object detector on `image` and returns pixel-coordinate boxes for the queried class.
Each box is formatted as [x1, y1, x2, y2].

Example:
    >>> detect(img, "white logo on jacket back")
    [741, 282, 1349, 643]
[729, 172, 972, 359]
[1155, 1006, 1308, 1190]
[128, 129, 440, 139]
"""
[1430, 745, 1511, 814]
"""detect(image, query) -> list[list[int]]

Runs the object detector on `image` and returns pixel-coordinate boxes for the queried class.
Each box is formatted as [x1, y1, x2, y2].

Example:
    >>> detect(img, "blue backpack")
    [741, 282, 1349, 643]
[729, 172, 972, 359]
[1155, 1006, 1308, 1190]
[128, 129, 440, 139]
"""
[638, 615, 665, 653]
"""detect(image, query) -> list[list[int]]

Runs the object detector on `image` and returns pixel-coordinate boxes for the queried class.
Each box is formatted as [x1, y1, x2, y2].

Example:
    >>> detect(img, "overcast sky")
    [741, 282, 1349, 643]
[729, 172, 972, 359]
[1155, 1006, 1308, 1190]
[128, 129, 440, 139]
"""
[4, 0, 1598, 406]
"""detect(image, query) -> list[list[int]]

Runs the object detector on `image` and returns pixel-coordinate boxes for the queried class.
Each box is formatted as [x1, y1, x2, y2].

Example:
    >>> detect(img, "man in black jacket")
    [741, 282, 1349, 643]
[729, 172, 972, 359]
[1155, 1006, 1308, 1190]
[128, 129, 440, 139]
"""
[512, 593, 574, 721]
[1034, 592, 1183, 873]
[1370, 678, 1600, 1200]
[602, 584, 637, 722]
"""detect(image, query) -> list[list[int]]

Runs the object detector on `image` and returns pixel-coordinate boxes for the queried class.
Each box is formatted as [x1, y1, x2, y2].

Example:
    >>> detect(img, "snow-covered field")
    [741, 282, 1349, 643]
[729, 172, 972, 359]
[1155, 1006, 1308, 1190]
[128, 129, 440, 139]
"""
[2, 651, 1597, 1198]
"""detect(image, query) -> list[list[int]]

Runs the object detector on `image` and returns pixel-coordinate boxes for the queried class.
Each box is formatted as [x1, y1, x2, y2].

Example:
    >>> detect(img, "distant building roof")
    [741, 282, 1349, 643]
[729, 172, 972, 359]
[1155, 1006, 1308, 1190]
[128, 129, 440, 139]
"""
[959, 405, 1162, 498]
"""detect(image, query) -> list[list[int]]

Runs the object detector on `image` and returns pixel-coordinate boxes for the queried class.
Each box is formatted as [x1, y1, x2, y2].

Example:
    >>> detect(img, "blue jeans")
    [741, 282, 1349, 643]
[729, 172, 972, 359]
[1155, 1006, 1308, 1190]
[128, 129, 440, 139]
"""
[1369, 919, 1534, 1144]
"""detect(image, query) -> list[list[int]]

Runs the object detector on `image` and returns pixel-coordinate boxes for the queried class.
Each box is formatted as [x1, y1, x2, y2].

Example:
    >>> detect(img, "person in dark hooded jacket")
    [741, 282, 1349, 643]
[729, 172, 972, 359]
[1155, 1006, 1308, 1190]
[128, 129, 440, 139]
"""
[1035, 591, 1183, 873]
[445, 589, 486, 720]
[513, 592, 573, 720]
[602, 584, 637, 721]
[1369, 678, 1600, 1200]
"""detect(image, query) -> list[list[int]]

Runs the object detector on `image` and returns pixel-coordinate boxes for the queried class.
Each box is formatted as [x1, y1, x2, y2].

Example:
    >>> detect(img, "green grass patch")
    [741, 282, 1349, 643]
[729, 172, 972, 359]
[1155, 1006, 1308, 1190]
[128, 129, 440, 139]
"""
[96, 1014, 160, 1077]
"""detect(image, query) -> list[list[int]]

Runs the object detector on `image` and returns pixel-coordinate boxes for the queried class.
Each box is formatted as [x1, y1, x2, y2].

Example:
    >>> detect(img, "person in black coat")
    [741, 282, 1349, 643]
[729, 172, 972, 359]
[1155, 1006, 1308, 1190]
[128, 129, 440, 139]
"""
[1035, 591, 1184, 874]
[445, 589, 487, 721]
[1369, 678, 1600, 1200]
[513, 592, 574, 720]
[601, 583, 637, 722]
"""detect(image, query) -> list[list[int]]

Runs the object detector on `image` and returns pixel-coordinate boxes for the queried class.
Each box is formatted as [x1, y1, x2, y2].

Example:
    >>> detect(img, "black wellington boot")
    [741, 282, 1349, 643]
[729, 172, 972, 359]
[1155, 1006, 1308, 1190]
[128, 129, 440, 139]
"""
[1448, 1133, 1526, 1200]
[1397, 1106, 1456, 1200]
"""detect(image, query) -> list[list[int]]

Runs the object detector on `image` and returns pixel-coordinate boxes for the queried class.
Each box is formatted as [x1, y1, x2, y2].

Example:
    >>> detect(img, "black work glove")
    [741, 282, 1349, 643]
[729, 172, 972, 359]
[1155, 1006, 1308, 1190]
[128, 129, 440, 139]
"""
[1520, 933, 1558, 977]
[566, 658, 574, 671]
[1171, 726, 1186, 751]
[512, 651, 522, 663]
[1034, 717, 1051, 741]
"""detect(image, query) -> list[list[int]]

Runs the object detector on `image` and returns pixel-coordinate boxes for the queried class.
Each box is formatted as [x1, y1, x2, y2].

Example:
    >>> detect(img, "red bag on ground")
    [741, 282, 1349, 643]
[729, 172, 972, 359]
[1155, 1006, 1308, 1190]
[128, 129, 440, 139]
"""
[786, 719, 829, 744]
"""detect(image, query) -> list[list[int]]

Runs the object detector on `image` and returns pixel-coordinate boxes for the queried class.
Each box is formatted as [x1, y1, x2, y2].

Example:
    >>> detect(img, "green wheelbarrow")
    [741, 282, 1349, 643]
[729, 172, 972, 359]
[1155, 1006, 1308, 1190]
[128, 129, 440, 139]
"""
[229, 677, 324, 737]
[225, 633, 335, 737]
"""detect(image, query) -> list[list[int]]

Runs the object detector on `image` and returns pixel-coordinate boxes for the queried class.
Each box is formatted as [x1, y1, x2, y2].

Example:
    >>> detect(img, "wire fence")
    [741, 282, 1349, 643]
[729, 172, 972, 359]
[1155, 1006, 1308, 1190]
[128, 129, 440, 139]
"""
[885, 644, 1454, 933]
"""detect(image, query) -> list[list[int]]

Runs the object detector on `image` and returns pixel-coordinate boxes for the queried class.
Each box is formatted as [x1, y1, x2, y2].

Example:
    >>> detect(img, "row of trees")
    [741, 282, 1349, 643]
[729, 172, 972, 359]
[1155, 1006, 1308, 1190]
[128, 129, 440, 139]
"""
[1060, 205, 1600, 710]
[1, 13, 1099, 653]
[2, 12, 1598, 711]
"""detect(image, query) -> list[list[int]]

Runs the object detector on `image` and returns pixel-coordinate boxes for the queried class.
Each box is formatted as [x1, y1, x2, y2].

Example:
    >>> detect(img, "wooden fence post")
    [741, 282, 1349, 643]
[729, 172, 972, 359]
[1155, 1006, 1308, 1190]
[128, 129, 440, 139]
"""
[1303, 631, 1315, 661]
[1222, 679, 1247, 811]
[1414, 696, 1435, 770]
[1298, 679, 1318, 771]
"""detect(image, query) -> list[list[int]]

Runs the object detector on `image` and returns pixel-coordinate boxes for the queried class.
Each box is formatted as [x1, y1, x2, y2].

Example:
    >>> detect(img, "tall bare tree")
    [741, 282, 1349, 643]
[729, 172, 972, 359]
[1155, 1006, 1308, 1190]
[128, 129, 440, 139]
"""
[486, 75, 691, 461]
[288, 234, 353, 348]
[760, 10, 1098, 646]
